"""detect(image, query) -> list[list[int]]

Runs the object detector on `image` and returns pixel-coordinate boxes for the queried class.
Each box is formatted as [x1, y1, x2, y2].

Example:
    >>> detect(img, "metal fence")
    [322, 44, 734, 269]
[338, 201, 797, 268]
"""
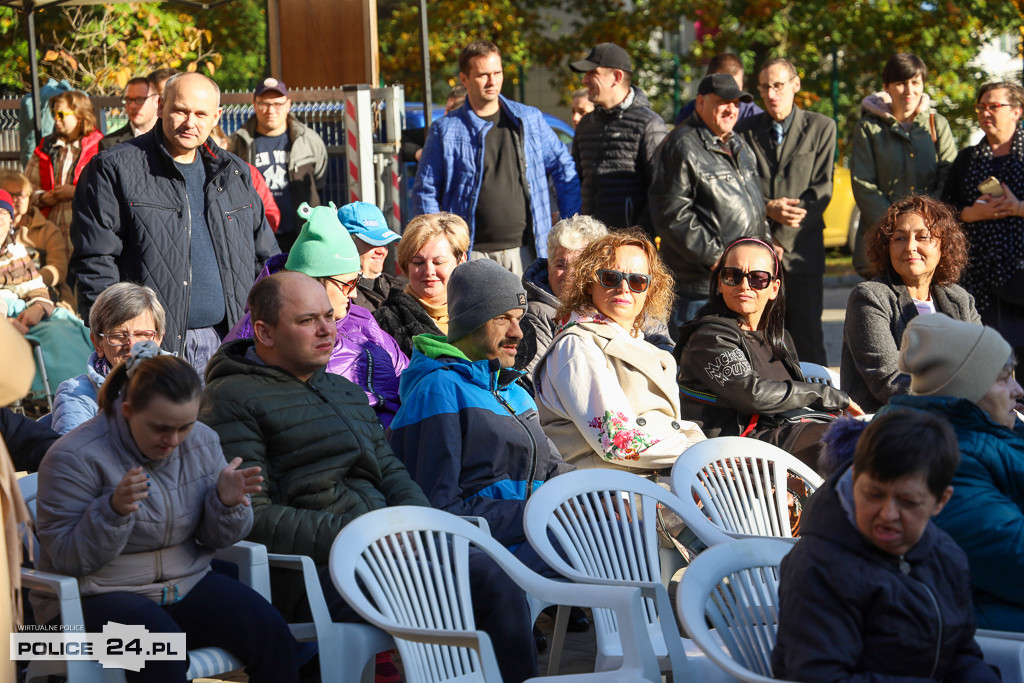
[0, 88, 415, 216]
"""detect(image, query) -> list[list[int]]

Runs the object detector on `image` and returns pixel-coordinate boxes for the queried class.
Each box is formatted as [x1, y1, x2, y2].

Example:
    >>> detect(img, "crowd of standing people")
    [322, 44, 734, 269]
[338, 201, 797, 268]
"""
[2, 36, 1024, 683]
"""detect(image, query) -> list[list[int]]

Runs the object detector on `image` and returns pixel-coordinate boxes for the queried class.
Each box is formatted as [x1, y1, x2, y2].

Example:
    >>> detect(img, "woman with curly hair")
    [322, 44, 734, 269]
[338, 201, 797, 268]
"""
[25, 90, 103, 247]
[841, 194, 978, 413]
[534, 229, 704, 472]
[677, 237, 860, 471]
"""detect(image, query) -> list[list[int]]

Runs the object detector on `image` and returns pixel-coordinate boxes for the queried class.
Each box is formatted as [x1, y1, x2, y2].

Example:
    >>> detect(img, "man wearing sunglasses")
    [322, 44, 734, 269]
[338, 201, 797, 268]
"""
[99, 74, 161, 151]
[649, 72, 770, 339]
[737, 58, 837, 365]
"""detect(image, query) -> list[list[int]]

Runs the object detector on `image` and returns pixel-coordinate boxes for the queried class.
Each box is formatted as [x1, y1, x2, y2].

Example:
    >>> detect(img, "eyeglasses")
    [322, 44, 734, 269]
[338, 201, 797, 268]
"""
[720, 267, 775, 290]
[596, 268, 651, 293]
[122, 94, 157, 107]
[326, 273, 362, 295]
[975, 102, 1016, 113]
[97, 330, 159, 347]
[254, 100, 289, 112]
[890, 230, 935, 245]
[757, 76, 796, 94]
[53, 110, 74, 121]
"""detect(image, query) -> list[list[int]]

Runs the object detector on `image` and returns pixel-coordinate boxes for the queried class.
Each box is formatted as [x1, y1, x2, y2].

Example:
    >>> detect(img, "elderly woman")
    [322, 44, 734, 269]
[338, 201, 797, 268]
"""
[338, 201, 407, 313]
[774, 410, 998, 682]
[942, 81, 1024, 348]
[25, 90, 104, 245]
[534, 229, 704, 472]
[677, 237, 861, 470]
[373, 212, 469, 357]
[226, 203, 408, 428]
[841, 194, 978, 412]
[882, 313, 1024, 632]
[850, 53, 957, 275]
[36, 346, 301, 682]
[51, 282, 165, 434]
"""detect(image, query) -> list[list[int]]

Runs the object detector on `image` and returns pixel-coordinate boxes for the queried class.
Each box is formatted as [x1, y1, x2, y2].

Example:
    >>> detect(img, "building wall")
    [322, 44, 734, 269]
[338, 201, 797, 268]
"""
[271, 0, 379, 87]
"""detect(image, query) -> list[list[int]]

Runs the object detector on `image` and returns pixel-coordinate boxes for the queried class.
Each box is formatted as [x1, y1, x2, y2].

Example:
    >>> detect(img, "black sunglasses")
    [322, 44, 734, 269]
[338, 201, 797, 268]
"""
[596, 269, 651, 293]
[720, 267, 775, 290]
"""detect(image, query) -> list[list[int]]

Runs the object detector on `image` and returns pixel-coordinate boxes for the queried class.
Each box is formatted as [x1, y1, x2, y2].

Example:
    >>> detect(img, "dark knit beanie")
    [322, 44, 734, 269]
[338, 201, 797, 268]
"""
[447, 259, 527, 342]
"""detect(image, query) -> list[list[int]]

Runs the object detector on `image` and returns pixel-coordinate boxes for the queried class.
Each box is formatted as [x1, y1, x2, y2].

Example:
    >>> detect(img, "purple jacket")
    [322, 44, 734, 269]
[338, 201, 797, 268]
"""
[225, 254, 409, 427]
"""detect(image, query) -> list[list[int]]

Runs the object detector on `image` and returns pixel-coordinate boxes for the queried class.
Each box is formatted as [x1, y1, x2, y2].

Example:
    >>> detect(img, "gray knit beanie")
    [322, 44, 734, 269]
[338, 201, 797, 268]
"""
[898, 313, 1012, 403]
[447, 259, 527, 342]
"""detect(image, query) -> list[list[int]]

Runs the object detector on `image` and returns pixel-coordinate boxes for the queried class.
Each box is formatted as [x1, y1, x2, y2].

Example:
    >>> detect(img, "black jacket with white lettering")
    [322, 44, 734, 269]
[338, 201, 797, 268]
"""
[675, 310, 847, 437]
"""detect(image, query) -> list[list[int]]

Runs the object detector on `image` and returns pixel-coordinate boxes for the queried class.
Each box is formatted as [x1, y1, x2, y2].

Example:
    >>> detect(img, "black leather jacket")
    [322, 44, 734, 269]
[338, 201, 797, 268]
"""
[675, 311, 848, 437]
[649, 112, 769, 298]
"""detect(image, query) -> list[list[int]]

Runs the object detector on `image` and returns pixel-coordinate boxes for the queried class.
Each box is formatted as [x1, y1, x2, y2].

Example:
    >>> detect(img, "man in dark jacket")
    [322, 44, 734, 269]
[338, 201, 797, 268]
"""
[70, 72, 278, 374]
[738, 58, 836, 365]
[569, 43, 667, 235]
[649, 73, 769, 338]
[229, 77, 328, 251]
[202, 271, 540, 683]
[389, 259, 572, 572]
[98, 74, 160, 151]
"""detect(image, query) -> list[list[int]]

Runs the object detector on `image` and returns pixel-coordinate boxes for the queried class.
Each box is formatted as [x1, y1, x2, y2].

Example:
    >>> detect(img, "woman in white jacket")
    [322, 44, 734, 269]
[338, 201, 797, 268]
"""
[33, 342, 300, 683]
[535, 229, 704, 472]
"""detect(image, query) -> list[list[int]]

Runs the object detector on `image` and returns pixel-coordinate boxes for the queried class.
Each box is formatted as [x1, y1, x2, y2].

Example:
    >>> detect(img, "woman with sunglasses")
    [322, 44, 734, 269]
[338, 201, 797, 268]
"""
[677, 237, 862, 471]
[25, 90, 104, 251]
[942, 82, 1024, 353]
[841, 195, 977, 413]
[534, 230, 705, 471]
[226, 203, 408, 427]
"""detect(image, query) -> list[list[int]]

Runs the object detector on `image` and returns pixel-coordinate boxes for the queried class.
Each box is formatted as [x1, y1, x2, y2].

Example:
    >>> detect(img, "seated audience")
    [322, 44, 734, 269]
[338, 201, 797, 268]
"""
[0, 171, 71, 309]
[51, 282, 165, 434]
[677, 237, 861, 471]
[774, 410, 998, 682]
[34, 343, 300, 682]
[886, 313, 1024, 631]
[535, 229, 704, 471]
[842, 194, 977, 412]
[0, 189, 55, 333]
[225, 203, 407, 428]
[201, 272, 540, 683]
[373, 212, 469, 356]
[339, 202, 406, 314]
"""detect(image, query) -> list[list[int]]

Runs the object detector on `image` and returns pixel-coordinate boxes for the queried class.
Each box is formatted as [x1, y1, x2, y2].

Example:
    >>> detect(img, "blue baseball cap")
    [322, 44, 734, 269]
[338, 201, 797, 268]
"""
[337, 202, 401, 247]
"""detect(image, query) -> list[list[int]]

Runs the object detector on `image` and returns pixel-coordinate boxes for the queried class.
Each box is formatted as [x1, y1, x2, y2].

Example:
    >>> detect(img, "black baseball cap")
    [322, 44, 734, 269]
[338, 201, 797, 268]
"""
[570, 43, 633, 74]
[254, 77, 288, 98]
[697, 73, 753, 103]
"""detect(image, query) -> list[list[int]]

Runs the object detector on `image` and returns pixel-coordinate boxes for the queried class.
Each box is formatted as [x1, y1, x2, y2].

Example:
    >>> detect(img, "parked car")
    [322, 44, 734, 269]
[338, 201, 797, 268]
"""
[823, 165, 859, 252]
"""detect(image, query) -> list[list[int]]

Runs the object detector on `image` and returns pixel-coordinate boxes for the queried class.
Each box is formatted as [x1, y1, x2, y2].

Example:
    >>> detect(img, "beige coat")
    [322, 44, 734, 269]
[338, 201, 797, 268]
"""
[535, 316, 704, 471]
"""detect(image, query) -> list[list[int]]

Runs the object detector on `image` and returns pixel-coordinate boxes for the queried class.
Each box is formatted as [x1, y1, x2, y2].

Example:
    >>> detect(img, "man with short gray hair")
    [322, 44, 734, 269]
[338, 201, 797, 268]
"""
[71, 72, 278, 374]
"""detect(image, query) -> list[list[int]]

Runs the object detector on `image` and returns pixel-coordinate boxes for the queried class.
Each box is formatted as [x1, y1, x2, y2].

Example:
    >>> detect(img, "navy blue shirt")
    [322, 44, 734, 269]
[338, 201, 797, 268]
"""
[174, 154, 226, 329]
[253, 133, 294, 234]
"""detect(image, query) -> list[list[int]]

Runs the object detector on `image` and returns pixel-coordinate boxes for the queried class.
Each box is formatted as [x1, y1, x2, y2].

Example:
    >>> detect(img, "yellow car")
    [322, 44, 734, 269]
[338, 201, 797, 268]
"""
[823, 165, 859, 252]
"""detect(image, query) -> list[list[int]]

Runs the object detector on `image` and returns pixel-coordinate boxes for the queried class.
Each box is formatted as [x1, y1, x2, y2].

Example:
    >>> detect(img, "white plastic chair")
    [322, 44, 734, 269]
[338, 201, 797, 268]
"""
[328, 505, 663, 683]
[523, 469, 736, 682]
[798, 361, 840, 388]
[669, 437, 823, 547]
[18, 473, 392, 683]
[678, 538, 1024, 683]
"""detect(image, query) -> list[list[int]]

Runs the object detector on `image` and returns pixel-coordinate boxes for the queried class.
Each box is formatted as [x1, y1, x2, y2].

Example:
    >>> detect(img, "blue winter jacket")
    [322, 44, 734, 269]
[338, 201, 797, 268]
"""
[388, 334, 572, 546]
[51, 351, 106, 435]
[412, 96, 580, 258]
[884, 394, 1024, 632]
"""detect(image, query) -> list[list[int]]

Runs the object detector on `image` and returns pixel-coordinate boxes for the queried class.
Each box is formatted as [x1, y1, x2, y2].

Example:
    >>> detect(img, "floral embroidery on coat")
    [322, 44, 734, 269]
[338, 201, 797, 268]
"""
[588, 410, 658, 462]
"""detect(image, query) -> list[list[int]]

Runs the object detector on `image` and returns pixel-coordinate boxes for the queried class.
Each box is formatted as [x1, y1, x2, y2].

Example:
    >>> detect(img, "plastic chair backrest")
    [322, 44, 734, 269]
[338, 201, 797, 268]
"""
[329, 505, 661, 683]
[523, 469, 695, 677]
[676, 538, 794, 683]
[669, 437, 823, 545]
[798, 362, 839, 388]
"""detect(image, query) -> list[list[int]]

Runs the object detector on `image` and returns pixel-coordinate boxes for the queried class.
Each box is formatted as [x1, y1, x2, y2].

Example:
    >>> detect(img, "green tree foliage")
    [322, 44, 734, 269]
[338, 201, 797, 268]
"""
[377, 0, 541, 101]
[0, 0, 265, 95]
